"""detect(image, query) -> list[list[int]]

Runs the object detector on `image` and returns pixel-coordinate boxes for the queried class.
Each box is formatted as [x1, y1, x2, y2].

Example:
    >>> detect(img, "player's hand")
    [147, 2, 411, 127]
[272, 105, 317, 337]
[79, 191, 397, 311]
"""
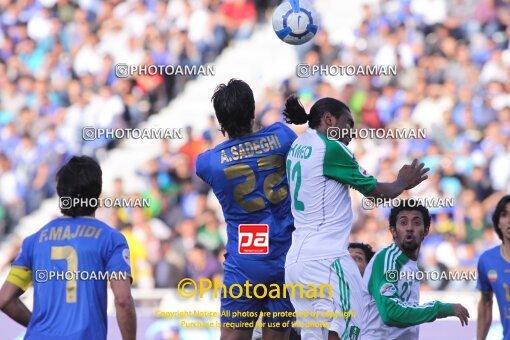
[396, 159, 429, 190]
[451, 303, 470, 326]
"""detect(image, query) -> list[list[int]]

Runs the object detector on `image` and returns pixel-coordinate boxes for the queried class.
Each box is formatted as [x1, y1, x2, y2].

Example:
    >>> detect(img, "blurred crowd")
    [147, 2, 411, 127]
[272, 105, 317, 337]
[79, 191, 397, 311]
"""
[0, 0, 272, 235]
[1, 0, 510, 293]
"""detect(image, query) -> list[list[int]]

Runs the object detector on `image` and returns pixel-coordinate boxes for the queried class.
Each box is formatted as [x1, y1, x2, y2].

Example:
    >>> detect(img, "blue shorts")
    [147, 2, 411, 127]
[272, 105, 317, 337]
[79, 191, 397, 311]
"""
[221, 254, 294, 330]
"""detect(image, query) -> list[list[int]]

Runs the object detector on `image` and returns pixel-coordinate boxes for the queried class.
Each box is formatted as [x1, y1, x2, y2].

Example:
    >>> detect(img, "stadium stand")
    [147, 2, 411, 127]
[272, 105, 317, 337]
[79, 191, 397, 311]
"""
[0, 0, 509, 337]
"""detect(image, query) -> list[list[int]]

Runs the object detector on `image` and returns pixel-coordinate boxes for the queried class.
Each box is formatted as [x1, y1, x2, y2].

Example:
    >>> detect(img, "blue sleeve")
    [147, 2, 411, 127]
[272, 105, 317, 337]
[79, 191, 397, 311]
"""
[196, 151, 212, 185]
[275, 122, 298, 148]
[12, 236, 34, 269]
[476, 255, 491, 293]
[105, 231, 132, 279]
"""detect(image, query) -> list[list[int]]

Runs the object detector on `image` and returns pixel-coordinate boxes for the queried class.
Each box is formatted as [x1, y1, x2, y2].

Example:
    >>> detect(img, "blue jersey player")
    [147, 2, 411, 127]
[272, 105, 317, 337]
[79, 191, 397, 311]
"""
[477, 195, 510, 340]
[0, 156, 136, 340]
[196, 79, 297, 340]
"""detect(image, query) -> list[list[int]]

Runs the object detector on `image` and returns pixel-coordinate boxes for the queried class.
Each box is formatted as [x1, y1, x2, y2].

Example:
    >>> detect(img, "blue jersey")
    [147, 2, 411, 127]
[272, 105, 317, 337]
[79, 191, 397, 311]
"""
[477, 245, 510, 339]
[196, 122, 297, 260]
[11, 217, 131, 340]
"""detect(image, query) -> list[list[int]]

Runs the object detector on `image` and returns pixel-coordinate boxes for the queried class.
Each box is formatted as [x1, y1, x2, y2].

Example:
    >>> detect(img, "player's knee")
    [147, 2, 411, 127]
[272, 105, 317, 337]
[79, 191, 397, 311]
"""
[114, 295, 134, 310]
[220, 328, 253, 340]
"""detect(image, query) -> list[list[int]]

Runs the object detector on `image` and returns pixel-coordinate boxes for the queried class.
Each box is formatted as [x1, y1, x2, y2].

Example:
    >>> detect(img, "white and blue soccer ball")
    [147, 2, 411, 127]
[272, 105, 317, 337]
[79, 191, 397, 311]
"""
[272, 0, 319, 45]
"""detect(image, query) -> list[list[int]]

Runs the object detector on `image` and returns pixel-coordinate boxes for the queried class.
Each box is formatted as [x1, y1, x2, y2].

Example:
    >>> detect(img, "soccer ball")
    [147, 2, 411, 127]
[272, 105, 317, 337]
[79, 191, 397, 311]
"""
[272, 0, 319, 45]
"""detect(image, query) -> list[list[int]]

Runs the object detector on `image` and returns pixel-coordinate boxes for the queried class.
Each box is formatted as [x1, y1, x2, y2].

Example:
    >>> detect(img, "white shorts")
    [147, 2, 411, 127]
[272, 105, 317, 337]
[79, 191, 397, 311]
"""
[285, 255, 363, 340]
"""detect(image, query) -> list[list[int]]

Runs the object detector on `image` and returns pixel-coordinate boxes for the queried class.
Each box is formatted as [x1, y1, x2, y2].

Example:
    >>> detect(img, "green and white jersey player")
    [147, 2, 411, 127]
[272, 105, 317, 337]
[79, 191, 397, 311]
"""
[362, 200, 470, 340]
[282, 95, 429, 340]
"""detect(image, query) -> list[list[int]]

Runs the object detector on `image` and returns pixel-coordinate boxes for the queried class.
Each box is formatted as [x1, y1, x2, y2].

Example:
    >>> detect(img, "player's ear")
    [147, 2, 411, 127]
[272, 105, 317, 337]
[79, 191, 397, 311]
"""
[323, 111, 335, 127]
[389, 225, 397, 240]
[424, 225, 430, 237]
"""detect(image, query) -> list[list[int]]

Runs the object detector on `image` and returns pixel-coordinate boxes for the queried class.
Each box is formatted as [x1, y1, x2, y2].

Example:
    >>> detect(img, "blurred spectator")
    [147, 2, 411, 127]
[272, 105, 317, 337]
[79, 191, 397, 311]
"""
[184, 243, 221, 282]
[0, 0, 262, 235]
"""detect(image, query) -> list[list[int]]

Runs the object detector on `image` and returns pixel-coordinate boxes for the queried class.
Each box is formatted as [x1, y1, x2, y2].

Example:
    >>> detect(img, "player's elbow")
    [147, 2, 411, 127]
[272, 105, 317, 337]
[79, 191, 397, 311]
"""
[380, 307, 406, 328]
[381, 313, 399, 327]
[477, 302, 492, 321]
[115, 294, 134, 311]
[0, 295, 12, 312]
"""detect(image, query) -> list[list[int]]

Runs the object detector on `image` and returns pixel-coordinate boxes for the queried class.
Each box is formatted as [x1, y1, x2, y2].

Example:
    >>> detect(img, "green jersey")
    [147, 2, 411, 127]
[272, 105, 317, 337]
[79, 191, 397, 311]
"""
[362, 243, 454, 339]
[285, 128, 376, 263]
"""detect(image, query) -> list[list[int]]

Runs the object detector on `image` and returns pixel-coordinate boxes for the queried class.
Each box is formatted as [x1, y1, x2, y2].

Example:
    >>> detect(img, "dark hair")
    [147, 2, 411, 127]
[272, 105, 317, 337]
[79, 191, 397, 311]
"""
[211, 79, 255, 138]
[283, 95, 351, 129]
[492, 195, 510, 242]
[348, 242, 375, 263]
[389, 199, 431, 231]
[56, 156, 102, 217]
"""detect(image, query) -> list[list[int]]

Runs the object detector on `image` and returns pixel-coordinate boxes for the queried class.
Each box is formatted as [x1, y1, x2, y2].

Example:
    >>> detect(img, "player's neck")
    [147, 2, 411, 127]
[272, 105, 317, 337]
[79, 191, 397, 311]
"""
[229, 129, 254, 139]
[316, 126, 328, 136]
[501, 241, 510, 262]
[61, 214, 96, 218]
[397, 244, 420, 261]
[405, 250, 419, 261]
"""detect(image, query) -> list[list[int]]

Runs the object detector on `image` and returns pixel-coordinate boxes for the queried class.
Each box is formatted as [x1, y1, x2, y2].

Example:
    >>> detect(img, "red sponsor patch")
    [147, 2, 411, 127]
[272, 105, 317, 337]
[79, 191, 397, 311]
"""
[238, 224, 269, 254]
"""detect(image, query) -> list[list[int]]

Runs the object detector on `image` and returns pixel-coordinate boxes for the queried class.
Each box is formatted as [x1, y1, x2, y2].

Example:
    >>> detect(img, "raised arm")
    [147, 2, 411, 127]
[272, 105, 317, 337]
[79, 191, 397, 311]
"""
[366, 159, 429, 199]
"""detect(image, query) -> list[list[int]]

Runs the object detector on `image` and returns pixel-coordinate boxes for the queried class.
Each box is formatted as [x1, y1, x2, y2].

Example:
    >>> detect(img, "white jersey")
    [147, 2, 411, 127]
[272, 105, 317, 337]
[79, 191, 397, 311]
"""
[362, 243, 454, 340]
[285, 128, 376, 263]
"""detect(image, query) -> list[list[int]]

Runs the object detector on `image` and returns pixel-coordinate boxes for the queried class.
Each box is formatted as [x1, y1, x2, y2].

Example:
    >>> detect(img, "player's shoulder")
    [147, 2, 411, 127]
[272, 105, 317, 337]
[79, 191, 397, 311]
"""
[478, 245, 501, 263]
[88, 219, 128, 250]
[19, 231, 39, 249]
[260, 122, 297, 140]
[197, 144, 214, 159]
[320, 133, 354, 158]
[25, 217, 67, 243]
[196, 148, 212, 167]
[291, 128, 322, 147]
[366, 244, 402, 289]
[89, 218, 124, 238]
[372, 243, 403, 271]
[262, 121, 289, 133]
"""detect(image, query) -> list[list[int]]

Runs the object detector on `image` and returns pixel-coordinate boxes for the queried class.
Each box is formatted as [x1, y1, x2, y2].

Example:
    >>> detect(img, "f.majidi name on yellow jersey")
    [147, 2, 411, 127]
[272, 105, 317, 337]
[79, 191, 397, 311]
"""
[39, 225, 102, 243]
[221, 134, 282, 164]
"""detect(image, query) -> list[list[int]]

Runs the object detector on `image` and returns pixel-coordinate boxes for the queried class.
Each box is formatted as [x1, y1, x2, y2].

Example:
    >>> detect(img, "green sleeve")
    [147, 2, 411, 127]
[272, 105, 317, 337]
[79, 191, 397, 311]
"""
[368, 251, 455, 328]
[318, 133, 377, 195]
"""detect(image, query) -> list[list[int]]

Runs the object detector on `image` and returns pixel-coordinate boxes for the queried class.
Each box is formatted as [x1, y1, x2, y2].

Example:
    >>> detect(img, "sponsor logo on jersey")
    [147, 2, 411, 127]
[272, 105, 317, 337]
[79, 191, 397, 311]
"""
[122, 248, 131, 266]
[238, 224, 269, 254]
[488, 269, 498, 282]
[380, 282, 397, 297]
[349, 326, 360, 339]
[358, 165, 370, 177]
